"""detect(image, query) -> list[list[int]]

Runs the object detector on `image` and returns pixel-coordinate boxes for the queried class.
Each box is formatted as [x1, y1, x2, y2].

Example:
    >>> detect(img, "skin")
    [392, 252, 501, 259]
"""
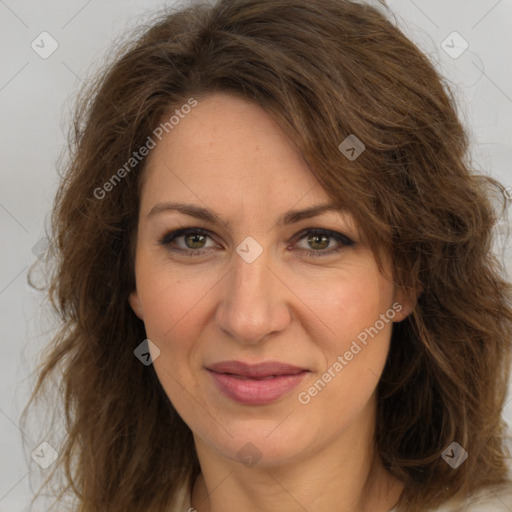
[129, 92, 413, 512]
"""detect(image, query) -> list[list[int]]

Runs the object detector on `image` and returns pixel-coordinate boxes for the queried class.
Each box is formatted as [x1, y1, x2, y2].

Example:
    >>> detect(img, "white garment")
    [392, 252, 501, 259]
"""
[171, 475, 512, 512]
[388, 485, 512, 511]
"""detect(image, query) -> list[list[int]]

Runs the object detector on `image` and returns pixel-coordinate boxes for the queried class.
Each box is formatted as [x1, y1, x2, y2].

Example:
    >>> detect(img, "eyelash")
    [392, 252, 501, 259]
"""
[158, 227, 355, 258]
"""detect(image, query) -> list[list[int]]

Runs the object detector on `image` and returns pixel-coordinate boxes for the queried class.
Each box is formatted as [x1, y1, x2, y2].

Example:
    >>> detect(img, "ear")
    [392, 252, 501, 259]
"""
[129, 290, 144, 320]
[393, 285, 422, 323]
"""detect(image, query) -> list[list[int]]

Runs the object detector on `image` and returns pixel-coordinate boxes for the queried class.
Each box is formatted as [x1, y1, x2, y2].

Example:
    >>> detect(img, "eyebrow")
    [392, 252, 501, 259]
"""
[147, 201, 345, 227]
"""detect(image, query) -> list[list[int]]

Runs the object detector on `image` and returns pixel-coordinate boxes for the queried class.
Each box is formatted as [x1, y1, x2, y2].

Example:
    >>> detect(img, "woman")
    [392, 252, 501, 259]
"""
[26, 0, 512, 511]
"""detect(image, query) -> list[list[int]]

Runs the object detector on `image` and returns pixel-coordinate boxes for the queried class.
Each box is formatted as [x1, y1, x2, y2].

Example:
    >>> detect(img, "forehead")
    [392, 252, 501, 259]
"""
[140, 92, 331, 212]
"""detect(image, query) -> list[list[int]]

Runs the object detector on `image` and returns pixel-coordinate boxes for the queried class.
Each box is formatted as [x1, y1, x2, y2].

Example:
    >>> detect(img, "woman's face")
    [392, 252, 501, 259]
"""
[129, 92, 410, 467]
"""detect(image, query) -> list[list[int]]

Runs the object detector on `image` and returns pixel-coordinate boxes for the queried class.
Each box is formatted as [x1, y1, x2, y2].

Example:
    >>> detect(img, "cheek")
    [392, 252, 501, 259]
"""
[135, 252, 219, 342]
[134, 252, 221, 407]
[292, 260, 395, 419]
[305, 268, 395, 411]
[294, 261, 394, 353]
[135, 261, 204, 418]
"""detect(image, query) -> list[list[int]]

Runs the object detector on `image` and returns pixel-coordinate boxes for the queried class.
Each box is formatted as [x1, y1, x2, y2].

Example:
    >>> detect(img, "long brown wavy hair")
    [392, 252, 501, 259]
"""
[25, 0, 512, 511]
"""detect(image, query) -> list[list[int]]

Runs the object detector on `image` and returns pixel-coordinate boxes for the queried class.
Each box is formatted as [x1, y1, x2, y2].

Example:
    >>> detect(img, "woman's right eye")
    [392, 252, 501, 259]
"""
[159, 228, 217, 255]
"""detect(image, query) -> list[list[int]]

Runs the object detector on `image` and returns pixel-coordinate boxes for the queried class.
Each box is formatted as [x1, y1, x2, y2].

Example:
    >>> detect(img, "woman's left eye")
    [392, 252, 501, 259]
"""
[158, 227, 354, 257]
[292, 229, 355, 256]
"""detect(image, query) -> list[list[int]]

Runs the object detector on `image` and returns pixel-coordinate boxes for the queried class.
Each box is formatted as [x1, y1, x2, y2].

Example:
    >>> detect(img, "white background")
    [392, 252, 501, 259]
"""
[1, 0, 511, 510]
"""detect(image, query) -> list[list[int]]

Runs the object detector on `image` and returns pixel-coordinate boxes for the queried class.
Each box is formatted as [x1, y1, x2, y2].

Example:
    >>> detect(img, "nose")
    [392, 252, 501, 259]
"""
[215, 245, 291, 345]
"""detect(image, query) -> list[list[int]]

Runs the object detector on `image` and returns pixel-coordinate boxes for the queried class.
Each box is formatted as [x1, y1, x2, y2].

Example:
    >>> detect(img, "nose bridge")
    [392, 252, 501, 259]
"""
[232, 245, 271, 302]
[216, 241, 290, 344]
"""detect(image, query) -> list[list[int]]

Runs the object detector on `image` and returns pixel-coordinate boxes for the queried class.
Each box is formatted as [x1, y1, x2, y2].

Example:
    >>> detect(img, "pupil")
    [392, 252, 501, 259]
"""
[310, 234, 329, 250]
[186, 234, 205, 249]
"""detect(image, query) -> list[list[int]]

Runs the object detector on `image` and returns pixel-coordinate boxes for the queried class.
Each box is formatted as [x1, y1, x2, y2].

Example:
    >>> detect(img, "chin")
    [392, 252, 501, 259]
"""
[205, 422, 314, 468]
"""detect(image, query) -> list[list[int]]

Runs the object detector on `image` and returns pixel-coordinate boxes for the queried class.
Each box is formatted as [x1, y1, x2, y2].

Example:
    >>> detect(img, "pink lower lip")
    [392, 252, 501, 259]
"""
[208, 370, 309, 405]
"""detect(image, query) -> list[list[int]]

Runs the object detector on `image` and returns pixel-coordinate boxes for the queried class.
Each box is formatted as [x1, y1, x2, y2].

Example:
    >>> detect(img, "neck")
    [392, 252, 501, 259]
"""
[190, 397, 403, 512]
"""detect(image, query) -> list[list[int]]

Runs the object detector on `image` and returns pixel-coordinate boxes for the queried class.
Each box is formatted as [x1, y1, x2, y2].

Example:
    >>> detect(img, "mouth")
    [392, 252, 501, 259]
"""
[218, 374, 299, 381]
[206, 360, 308, 378]
[206, 360, 310, 405]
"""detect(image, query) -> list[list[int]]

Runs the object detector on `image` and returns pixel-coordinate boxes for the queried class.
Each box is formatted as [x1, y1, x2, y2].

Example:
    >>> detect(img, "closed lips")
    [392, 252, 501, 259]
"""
[220, 373, 305, 381]
[206, 360, 310, 405]
[206, 361, 309, 379]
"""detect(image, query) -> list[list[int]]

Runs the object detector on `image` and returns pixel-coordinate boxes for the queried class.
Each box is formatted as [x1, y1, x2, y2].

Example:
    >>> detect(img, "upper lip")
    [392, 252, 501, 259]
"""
[206, 360, 309, 378]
